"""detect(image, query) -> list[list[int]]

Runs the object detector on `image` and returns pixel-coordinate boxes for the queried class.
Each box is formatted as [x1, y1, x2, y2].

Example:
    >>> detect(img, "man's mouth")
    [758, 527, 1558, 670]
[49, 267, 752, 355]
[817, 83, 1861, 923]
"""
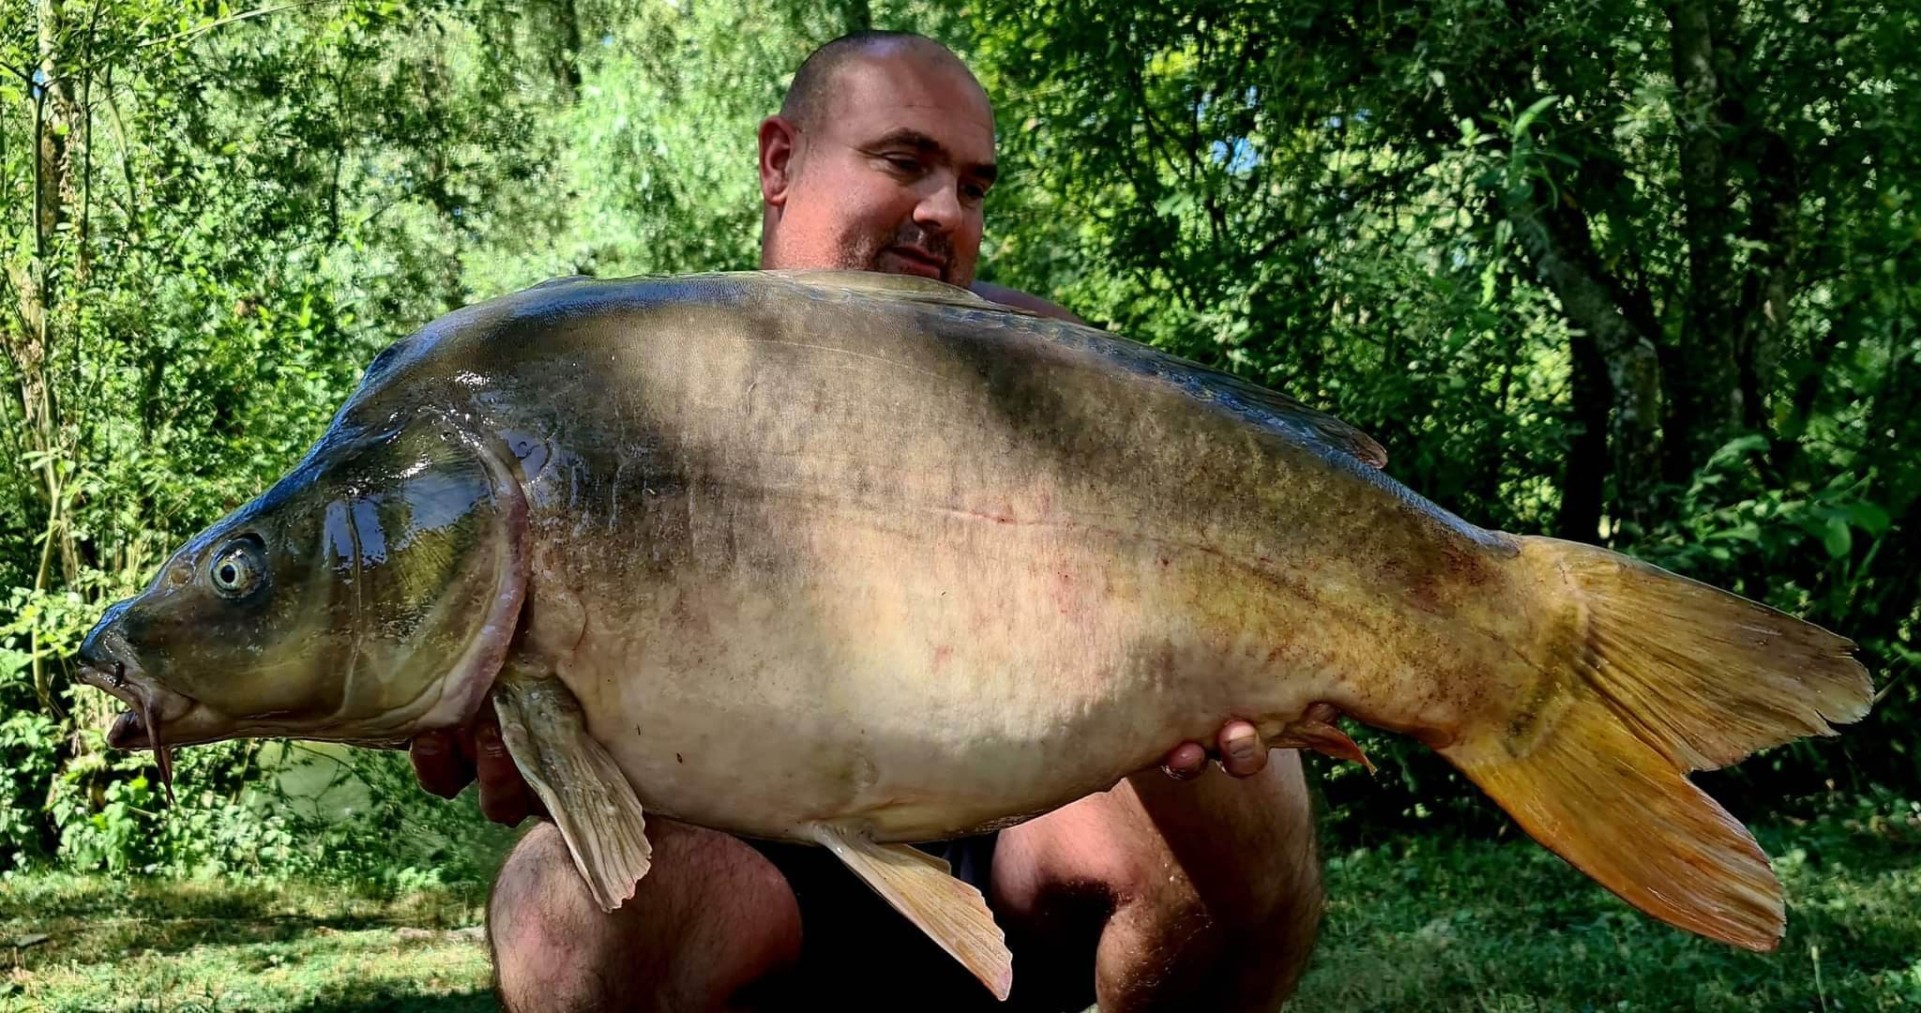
[883, 246, 948, 280]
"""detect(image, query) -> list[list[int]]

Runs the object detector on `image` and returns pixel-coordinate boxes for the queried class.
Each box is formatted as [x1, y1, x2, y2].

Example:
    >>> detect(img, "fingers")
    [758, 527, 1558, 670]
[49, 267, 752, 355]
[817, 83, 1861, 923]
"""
[1158, 721, 1271, 782]
[411, 708, 545, 826]
[1218, 720, 1268, 778]
[474, 716, 535, 826]
[1159, 740, 1209, 781]
[409, 728, 474, 799]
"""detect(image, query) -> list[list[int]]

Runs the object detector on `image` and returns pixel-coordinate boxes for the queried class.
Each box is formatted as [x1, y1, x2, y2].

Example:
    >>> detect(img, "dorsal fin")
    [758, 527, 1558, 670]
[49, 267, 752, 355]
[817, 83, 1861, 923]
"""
[524, 273, 593, 292]
[1184, 359, 1388, 469]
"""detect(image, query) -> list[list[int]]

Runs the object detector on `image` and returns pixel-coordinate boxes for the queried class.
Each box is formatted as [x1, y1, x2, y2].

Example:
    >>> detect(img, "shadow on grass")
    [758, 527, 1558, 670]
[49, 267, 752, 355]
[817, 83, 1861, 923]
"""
[290, 988, 498, 1013]
[8, 910, 481, 967]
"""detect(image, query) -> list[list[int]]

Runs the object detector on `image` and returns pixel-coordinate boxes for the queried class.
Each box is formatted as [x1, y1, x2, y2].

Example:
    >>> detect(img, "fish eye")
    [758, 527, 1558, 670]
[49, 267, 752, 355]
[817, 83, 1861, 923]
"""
[208, 536, 267, 599]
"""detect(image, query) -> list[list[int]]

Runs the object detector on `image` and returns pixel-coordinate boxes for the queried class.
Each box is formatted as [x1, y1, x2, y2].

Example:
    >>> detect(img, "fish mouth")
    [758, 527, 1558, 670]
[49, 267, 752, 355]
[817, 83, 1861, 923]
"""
[74, 638, 211, 803]
[99, 700, 224, 751]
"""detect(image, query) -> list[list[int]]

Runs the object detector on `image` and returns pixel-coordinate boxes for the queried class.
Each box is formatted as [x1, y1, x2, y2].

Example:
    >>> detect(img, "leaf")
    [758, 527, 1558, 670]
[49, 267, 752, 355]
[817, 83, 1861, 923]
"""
[1707, 433, 1769, 466]
[1511, 95, 1560, 138]
[1845, 501, 1892, 535]
[1822, 516, 1853, 559]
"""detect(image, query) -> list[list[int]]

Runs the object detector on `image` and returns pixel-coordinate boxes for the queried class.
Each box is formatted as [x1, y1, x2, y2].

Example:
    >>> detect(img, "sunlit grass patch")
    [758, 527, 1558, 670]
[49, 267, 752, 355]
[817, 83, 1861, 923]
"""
[1292, 811, 1921, 1011]
[0, 874, 493, 1012]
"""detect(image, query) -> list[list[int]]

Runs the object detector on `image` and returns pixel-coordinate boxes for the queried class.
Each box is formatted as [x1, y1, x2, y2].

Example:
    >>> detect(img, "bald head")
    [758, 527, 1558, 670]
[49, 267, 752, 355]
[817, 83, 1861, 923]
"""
[781, 31, 988, 134]
[757, 31, 997, 287]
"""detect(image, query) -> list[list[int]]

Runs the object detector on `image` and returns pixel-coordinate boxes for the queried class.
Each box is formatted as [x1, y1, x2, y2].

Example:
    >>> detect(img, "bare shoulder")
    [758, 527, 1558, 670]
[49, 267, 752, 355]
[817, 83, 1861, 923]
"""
[969, 281, 1088, 326]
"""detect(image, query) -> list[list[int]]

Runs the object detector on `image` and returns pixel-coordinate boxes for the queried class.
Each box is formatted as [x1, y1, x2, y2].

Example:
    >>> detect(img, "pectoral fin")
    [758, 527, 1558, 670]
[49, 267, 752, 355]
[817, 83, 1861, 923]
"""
[492, 672, 652, 912]
[812, 824, 1013, 1001]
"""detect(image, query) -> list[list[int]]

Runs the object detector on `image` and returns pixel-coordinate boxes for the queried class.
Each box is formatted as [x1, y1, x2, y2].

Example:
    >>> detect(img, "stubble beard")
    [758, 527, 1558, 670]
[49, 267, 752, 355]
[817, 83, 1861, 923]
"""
[848, 223, 960, 285]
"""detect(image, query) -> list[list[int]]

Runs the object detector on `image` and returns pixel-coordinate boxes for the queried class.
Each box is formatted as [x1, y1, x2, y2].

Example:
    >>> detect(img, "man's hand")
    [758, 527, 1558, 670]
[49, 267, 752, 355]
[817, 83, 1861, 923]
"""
[1160, 720, 1268, 781]
[409, 707, 545, 826]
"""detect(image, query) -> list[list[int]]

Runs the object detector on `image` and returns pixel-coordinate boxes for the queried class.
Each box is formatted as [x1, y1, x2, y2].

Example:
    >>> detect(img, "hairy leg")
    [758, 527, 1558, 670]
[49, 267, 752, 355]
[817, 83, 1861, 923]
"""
[991, 750, 1323, 1013]
[488, 819, 802, 1013]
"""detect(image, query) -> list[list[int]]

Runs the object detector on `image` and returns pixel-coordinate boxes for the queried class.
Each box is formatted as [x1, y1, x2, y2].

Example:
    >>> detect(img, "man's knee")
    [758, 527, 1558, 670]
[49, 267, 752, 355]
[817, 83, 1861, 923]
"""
[1159, 751, 1322, 1005]
[488, 820, 802, 1013]
[995, 751, 1324, 1011]
[489, 824, 618, 1012]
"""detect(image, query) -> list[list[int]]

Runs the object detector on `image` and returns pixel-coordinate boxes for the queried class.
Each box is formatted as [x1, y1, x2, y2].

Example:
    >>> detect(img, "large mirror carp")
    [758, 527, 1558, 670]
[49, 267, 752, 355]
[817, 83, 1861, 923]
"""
[76, 271, 1871, 998]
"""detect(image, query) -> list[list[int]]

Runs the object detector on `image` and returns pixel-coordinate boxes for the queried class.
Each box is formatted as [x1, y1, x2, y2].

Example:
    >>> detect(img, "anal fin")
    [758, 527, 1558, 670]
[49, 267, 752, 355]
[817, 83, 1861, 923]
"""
[812, 824, 1014, 1001]
[1275, 703, 1376, 772]
[493, 671, 652, 912]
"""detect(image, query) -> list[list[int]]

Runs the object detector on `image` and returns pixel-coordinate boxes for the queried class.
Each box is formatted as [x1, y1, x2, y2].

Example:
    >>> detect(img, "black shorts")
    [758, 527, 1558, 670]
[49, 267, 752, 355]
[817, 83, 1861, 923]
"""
[742, 832, 1003, 997]
[745, 831, 999, 909]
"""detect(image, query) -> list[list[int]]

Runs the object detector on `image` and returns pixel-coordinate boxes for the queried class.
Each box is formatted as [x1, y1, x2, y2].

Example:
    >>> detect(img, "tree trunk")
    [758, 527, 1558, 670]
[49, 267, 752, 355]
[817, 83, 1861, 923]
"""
[1505, 193, 1664, 541]
[843, 0, 872, 33]
[1665, 0, 1743, 482]
[548, 0, 583, 100]
[2, 0, 83, 715]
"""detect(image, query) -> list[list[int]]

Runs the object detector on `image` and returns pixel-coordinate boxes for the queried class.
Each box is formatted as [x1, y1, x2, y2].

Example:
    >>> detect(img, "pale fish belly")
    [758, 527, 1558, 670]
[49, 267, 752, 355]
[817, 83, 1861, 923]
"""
[550, 480, 1312, 843]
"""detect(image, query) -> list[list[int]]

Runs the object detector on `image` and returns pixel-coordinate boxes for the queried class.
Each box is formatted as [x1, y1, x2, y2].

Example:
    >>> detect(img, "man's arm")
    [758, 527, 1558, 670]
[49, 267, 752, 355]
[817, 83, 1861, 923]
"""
[971, 280, 1087, 325]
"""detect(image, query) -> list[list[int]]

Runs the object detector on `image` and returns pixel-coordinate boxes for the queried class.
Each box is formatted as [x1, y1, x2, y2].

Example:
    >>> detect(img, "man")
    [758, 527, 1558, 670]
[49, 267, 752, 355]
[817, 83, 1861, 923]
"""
[409, 31, 1323, 1012]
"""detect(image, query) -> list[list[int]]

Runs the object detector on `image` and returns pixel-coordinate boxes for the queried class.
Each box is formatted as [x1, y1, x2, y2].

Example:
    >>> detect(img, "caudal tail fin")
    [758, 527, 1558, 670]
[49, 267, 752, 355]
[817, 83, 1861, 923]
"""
[1438, 536, 1872, 951]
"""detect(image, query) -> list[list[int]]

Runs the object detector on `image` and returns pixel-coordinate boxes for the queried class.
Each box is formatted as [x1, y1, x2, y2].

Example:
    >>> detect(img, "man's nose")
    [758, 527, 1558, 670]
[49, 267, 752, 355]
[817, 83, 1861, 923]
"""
[912, 177, 964, 235]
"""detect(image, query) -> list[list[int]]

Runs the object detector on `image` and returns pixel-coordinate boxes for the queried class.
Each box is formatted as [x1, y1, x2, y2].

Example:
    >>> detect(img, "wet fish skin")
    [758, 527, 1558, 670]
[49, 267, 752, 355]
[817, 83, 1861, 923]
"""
[416, 273, 1495, 840]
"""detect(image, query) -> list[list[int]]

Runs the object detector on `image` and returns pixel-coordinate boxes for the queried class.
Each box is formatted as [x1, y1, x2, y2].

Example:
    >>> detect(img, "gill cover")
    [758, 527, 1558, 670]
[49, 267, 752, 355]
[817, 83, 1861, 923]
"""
[307, 413, 529, 738]
[98, 411, 527, 745]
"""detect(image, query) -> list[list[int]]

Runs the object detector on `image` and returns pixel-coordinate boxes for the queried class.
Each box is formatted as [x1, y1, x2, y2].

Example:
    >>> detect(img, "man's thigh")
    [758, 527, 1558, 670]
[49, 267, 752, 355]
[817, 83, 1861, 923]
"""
[989, 750, 1323, 1012]
[489, 819, 803, 1013]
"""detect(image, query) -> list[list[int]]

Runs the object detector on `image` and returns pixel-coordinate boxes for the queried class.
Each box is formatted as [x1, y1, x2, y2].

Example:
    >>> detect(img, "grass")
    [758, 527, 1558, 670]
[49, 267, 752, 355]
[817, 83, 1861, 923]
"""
[2, 808, 1916, 1011]
[1294, 809, 1921, 1011]
[0, 875, 493, 1012]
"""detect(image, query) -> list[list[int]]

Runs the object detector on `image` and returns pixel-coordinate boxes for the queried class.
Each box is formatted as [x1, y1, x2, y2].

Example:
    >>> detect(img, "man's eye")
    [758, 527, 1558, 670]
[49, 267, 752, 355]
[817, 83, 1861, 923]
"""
[962, 183, 989, 202]
[884, 155, 921, 173]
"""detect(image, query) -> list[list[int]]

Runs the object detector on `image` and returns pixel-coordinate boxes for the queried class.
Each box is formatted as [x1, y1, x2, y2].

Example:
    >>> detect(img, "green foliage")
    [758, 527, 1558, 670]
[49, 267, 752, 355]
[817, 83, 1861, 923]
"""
[956, 0, 1921, 830]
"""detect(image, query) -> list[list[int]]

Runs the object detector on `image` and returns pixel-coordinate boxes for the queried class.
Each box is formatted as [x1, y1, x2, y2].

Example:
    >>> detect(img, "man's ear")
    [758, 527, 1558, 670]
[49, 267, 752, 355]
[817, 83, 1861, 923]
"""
[759, 115, 800, 208]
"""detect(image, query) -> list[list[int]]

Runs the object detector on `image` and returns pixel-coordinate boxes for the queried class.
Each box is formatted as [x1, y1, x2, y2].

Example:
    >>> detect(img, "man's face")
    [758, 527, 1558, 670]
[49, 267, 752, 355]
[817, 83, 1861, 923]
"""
[759, 47, 997, 287]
